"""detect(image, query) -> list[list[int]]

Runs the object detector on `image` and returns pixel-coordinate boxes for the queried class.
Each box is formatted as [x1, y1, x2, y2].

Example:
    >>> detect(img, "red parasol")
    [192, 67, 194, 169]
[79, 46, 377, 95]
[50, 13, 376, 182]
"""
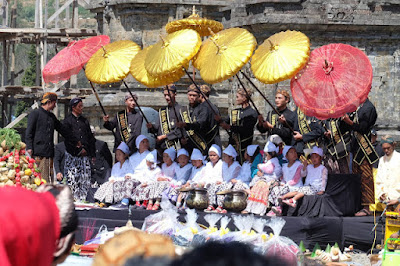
[290, 43, 373, 120]
[43, 35, 110, 83]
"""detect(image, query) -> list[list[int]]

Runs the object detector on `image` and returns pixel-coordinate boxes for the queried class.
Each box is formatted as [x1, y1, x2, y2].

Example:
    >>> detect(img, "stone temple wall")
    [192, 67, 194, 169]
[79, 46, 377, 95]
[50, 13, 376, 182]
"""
[85, 0, 400, 149]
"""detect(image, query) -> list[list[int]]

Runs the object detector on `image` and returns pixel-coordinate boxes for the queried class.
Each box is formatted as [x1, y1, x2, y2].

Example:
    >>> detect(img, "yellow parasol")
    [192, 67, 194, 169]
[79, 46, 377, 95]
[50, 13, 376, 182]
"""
[165, 6, 224, 37]
[193, 28, 256, 84]
[130, 45, 184, 88]
[251, 30, 310, 84]
[144, 29, 201, 78]
[85, 40, 141, 84]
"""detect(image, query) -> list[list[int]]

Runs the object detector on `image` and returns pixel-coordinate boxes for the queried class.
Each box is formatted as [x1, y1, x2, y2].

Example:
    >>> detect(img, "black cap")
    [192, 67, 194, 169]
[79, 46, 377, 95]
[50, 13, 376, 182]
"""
[69, 97, 82, 107]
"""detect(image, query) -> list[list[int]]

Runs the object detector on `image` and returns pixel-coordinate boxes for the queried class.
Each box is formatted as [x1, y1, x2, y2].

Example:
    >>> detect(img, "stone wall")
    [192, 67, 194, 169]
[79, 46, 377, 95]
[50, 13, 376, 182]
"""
[86, 0, 400, 145]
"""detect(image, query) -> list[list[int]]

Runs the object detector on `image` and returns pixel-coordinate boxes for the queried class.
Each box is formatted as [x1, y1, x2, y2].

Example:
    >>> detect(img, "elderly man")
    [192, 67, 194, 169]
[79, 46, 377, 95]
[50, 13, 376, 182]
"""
[103, 92, 143, 153]
[26, 92, 68, 184]
[375, 136, 400, 208]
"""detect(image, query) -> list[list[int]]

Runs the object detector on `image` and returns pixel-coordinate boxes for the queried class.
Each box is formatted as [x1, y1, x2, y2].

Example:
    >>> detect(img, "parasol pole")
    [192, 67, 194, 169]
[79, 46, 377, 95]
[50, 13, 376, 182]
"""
[122, 80, 152, 126]
[239, 70, 294, 133]
[235, 74, 261, 116]
[165, 85, 185, 138]
[82, 66, 107, 116]
[183, 67, 219, 116]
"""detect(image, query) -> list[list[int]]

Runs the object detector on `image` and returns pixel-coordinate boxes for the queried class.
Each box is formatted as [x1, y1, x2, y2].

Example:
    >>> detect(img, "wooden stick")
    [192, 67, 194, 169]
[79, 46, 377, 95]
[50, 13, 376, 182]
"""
[235, 73, 260, 115]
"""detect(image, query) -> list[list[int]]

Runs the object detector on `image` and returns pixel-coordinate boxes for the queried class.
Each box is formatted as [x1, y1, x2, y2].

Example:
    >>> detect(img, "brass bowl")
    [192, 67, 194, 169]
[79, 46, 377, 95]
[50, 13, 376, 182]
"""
[223, 190, 248, 212]
[186, 188, 209, 209]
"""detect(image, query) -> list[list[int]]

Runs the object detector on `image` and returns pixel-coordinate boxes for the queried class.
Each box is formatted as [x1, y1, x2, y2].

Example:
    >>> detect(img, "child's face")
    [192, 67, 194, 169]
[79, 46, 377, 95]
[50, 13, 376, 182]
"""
[146, 160, 153, 168]
[311, 153, 322, 166]
[286, 148, 298, 162]
[115, 149, 126, 163]
[139, 139, 150, 152]
[222, 153, 234, 164]
[208, 151, 219, 164]
[163, 153, 173, 165]
[192, 159, 203, 168]
[266, 152, 272, 160]
[178, 155, 189, 167]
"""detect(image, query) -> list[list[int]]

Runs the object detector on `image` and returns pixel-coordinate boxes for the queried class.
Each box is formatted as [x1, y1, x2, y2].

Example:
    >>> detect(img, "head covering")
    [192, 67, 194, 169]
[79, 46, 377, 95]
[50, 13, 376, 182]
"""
[371, 128, 377, 136]
[146, 150, 157, 163]
[223, 144, 237, 158]
[125, 92, 138, 101]
[381, 135, 395, 145]
[311, 146, 323, 157]
[191, 148, 203, 161]
[135, 135, 148, 150]
[177, 148, 189, 158]
[246, 145, 258, 157]
[69, 97, 82, 108]
[165, 84, 176, 93]
[269, 134, 283, 146]
[209, 144, 221, 158]
[0, 186, 60, 266]
[282, 145, 295, 158]
[263, 141, 276, 153]
[163, 147, 176, 161]
[41, 92, 57, 104]
[200, 84, 211, 97]
[117, 142, 130, 155]
[187, 83, 199, 93]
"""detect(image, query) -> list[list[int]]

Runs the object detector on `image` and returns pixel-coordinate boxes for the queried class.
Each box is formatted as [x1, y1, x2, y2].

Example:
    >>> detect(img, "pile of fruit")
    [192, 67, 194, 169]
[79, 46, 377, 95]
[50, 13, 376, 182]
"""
[0, 128, 45, 190]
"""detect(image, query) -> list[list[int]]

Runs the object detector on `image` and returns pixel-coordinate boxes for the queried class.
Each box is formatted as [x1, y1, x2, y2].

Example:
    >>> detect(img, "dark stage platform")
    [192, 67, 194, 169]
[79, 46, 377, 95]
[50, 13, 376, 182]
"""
[76, 208, 384, 252]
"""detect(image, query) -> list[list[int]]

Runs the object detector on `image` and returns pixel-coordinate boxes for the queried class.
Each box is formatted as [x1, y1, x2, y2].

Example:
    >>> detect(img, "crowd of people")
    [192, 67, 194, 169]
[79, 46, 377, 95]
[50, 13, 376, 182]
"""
[24, 83, 400, 216]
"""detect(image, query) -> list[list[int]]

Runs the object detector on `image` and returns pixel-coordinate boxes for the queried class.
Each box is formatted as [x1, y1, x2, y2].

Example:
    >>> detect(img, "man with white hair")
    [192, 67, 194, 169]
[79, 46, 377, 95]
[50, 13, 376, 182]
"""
[103, 92, 143, 153]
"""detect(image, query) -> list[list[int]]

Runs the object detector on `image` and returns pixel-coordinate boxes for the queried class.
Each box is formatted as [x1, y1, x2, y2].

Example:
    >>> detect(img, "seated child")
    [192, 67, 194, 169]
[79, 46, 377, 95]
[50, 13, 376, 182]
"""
[94, 142, 135, 206]
[131, 150, 162, 209]
[214, 144, 242, 213]
[281, 146, 327, 208]
[163, 148, 192, 203]
[236, 145, 261, 189]
[267, 145, 305, 216]
[147, 147, 177, 211]
[244, 141, 282, 215]
[129, 135, 150, 173]
[176, 148, 205, 209]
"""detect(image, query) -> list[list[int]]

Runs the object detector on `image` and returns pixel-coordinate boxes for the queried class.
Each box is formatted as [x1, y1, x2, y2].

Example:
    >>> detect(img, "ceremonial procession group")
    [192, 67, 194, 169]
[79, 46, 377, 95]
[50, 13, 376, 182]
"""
[25, 79, 399, 217]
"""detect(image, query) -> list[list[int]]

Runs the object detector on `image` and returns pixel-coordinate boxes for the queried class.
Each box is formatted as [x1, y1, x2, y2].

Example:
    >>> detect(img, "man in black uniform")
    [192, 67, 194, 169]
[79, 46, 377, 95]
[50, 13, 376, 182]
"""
[62, 98, 96, 201]
[148, 84, 186, 151]
[26, 92, 68, 184]
[217, 88, 258, 163]
[103, 92, 143, 153]
[257, 90, 295, 145]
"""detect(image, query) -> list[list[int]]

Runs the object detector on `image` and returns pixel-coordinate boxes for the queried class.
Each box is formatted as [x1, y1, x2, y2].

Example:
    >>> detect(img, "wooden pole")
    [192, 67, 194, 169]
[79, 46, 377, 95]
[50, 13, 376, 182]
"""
[35, 38, 40, 86]
[55, 0, 59, 28]
[35, 0, 39, 28]
[2, 40, 7, 86]
[65, 1, 70, 28]
[72, 0, 78, 29]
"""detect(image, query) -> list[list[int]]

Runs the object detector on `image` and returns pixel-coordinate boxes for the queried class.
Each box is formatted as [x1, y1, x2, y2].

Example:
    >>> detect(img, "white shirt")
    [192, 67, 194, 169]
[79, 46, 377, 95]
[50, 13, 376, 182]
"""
[261, 157, 282, 182]
[303, 164, 328, 192]
[236, 161, 252, 187]
[174, 163, 192, 185]
[376, 150, 400, 200]
[199, 160, 223, 185]
[282, 161, 304, 189]
[128, 150, 150, 173]
[161, 162, 178, 179]
[109, 160, 132, 181]
[189, 165, 205, 184]
[222, 161, 241, 182]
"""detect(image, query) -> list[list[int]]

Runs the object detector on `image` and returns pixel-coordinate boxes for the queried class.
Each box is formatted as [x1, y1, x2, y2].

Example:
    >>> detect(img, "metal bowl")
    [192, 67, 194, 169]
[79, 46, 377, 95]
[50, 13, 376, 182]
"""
[223, 190, 248, 212]
[186, 188, 209, 210]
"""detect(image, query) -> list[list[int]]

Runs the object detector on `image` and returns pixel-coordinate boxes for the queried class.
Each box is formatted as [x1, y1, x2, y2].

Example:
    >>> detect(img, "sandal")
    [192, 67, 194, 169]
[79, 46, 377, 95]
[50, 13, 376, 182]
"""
[355, 208, 371, 217]
[204, 205, 216, 213]
[271, 206, 282, 216]
[215, 206, 227, 214]
[266, 210, 276, 217]
[152, 202, 160, 211]
[282, 199, 297, 208]
[146, 202, 153, 210]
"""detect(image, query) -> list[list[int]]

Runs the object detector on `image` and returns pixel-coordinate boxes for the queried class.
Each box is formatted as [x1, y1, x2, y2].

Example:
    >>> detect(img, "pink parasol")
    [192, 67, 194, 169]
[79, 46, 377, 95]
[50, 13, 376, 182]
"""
[43, 35, 110, 83]
[290, 43, 373, 120]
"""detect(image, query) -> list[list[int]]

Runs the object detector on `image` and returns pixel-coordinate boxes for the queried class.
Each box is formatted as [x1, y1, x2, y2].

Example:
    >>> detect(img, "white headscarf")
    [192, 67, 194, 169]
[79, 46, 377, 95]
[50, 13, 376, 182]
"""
[145, 150, 157, 163]
[116, 142, 130, 155]
[223, 144, 237, 159]
[208, 144, 221, 158]
[282, 145, 295, 158]
[311, 146, 323, 157]
[135, 135, 148, 150]
[246, 145, 258, 157]
[164, 147, 176, 161]
[191, 148, 203, 161]
[263, 141, 277, 153]
[269, 134, 283, 145]
[177, 148, 189, 158]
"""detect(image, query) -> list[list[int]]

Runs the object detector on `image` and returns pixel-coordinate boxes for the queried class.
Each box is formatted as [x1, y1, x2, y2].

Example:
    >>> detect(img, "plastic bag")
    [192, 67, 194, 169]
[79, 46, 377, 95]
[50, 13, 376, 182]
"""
[141, 195, 181, 236]
[208, 216, 231, 242]
[262, 217, 300, 266]
[231, 215, 257, 243]
[199, 214, 222, 240]
[83, 224, 114, 245]
[174, 208, 202, 242]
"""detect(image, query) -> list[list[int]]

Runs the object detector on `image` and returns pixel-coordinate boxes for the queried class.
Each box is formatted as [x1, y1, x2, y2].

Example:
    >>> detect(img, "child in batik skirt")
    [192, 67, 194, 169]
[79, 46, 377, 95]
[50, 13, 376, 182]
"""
[267, 145, 306, 215]
[176, 148, 205, 209]
[128, 135, 150, 173]
[243, 141, 282, 215]
[146, 147, 177, 210]
[94, 142, 136, 206]
[213, 144, 242, 213]
[281, 146, 327, 208]
[131, 151, 162, 209]
[201, 144, 223, 213]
